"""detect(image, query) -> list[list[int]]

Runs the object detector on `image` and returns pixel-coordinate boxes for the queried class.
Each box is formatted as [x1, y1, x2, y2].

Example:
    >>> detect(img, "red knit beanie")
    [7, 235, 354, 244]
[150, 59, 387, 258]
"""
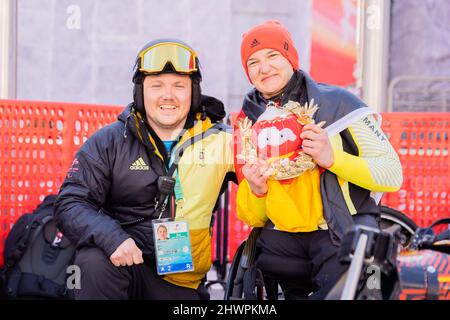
[241, 20, 299, 83]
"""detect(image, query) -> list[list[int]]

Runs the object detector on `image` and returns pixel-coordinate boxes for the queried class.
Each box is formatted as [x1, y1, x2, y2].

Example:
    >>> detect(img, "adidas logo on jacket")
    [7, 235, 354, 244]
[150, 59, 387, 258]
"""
[130, 157, 149, 170]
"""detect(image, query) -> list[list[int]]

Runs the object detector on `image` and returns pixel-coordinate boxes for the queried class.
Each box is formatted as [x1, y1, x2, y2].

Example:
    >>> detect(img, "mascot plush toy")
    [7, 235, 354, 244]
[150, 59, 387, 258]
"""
[237, 99, 325, 180]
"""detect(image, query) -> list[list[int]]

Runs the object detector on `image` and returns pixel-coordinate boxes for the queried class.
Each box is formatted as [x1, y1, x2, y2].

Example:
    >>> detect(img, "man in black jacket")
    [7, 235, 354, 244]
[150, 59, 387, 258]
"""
[55, 39, 235, 299]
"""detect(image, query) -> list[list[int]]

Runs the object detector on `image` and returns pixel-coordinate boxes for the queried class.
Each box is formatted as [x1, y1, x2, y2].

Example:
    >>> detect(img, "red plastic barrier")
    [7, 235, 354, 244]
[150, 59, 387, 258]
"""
[381, 113, 450, 228]
[0, 100, 122, 266]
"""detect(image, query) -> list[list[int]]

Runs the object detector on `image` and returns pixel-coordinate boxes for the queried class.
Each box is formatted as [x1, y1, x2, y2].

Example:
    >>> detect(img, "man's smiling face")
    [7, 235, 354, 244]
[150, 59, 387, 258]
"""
[143, 73, 192, 132]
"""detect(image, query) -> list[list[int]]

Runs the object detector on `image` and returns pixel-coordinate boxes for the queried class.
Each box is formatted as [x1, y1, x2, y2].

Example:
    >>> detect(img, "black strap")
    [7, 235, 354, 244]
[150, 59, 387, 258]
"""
[429, 218, 450, 229]
[121, 123, 229, 227]
[426, 267, 440, 300]
[243, 266, 258, 300]
[5, 217, 44, 270]
[167, 123, 228, 177]
[410, 218, 450, 249]
[166, 123, 228, 216]
[8, 272, 70, 299]
[435, 230, 450, 242]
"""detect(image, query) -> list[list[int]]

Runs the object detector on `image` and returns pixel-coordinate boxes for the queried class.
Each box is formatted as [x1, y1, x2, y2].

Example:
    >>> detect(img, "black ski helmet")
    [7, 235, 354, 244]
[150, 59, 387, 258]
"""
[132, 39, 202, 116]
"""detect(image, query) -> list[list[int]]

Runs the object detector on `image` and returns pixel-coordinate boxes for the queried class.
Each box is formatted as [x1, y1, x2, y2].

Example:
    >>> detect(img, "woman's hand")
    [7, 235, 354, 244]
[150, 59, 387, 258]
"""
[300, 124, 334, 168]
[241, 158, 272, 196]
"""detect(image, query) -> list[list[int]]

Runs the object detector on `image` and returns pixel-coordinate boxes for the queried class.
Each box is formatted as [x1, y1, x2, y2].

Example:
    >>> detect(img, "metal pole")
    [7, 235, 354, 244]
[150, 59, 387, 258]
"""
[341, 233, 369, 300]
[356, 0, 391, 112]
[0, 0, 17, 99]
[222, 183, 230, 280]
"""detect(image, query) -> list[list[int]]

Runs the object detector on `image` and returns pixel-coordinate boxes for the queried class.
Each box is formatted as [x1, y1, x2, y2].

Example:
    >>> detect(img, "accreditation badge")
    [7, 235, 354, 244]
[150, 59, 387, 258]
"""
[152, 219, 194, 275]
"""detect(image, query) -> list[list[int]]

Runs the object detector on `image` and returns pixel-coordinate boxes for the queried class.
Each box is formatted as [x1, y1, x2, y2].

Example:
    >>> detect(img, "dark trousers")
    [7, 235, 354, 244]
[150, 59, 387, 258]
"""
[256, 214, 379, 300]
[73, 247, 205, 300]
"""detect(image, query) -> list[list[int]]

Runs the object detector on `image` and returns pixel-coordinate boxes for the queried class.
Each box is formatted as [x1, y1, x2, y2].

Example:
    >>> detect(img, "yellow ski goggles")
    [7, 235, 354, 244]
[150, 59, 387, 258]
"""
[137, 42, 198, 74]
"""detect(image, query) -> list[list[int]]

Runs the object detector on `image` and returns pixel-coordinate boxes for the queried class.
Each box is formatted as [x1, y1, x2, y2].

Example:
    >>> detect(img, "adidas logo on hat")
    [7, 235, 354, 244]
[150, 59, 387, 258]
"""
[250, 38, 260, 48]
[130, 157, 149, 170]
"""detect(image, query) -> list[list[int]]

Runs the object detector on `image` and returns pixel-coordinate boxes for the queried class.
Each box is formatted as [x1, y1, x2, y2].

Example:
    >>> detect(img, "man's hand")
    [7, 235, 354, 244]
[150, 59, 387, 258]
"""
[300, 124, 334, 169]
[242, 158, 272, 196]
[110, 238, 144, 267]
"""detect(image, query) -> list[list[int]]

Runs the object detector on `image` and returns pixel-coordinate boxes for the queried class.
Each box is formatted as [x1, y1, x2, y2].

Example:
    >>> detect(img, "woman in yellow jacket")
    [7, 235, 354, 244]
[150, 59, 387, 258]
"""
[234, 21, 402, 299]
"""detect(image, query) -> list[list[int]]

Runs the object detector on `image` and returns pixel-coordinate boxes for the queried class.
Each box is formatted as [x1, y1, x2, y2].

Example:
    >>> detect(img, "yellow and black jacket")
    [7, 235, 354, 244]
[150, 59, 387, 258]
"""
[234, 70, 403, 243]
[55, 99, 234, 290]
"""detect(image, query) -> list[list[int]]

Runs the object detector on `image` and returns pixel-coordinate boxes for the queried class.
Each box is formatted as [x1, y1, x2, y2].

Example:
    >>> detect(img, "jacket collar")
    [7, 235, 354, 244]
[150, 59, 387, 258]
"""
[242, 70, 309, 123]
[119, 104, 214, 165]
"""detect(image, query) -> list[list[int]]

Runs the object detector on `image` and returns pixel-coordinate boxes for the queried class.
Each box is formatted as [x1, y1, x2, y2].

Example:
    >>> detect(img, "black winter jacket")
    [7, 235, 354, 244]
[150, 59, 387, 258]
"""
[54, 97, 229, 260]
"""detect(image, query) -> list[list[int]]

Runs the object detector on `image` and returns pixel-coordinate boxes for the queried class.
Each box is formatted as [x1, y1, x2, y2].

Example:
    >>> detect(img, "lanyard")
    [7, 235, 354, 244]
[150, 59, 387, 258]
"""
[121, 123, 225, 227]
[166, 122, 225, 203]
[156, 123, 225, 220]
[168, 151, 183, 199]
[156, 137, 186, 220]
[168, 146, 185, 213]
